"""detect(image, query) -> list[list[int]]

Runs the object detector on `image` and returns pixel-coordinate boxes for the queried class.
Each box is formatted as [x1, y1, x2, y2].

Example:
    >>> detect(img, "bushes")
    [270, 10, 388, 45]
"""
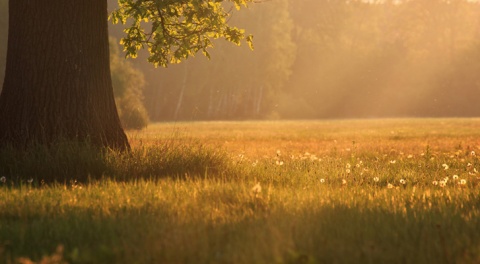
[110, 37, 149, 130]
[116, 92, 149, 130]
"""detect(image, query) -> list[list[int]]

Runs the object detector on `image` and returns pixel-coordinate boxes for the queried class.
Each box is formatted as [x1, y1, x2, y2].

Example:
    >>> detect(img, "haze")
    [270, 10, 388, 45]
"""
[2, 0, 480, 121]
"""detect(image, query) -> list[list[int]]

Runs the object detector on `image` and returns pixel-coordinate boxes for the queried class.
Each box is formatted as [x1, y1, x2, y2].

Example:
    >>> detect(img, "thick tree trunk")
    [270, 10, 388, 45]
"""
[0, 0, 129, 150]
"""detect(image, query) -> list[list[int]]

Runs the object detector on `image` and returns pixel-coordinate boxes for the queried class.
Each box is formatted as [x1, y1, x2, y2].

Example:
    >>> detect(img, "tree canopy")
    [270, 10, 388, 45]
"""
[110, 0, 254, 67]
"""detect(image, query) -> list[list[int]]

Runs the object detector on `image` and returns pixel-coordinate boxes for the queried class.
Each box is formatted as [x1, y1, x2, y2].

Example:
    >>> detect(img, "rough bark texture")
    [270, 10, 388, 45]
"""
[0, 0, 129, 150]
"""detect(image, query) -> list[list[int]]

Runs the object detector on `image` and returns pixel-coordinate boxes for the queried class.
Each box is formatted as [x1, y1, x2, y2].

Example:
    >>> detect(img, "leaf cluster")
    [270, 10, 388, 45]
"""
[110, 0, 253, 67]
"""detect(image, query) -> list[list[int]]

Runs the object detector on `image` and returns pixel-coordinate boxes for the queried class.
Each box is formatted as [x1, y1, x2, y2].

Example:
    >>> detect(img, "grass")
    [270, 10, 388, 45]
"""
[2, 118, 480, 263]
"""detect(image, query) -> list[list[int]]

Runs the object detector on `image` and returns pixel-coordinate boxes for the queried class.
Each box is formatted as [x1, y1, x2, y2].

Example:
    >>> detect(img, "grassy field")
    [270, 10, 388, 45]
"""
[2, 119, 480, 263]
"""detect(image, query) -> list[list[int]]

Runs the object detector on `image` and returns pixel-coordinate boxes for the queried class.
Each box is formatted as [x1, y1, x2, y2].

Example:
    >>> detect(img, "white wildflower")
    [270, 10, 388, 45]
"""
[0, 176, 5, 183]
[373, 177, 379, 183]
[399, 179, 406, 185]
[442, 164, 449, 170]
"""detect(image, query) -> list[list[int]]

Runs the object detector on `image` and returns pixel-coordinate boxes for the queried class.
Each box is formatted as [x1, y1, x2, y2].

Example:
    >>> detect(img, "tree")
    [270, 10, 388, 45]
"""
[0, 0, 252, 150]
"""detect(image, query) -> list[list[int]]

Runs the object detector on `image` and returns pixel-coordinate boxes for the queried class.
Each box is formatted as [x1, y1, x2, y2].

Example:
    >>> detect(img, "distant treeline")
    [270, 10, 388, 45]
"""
[112, 0, 480, 120]
[2, 0, 480, 121]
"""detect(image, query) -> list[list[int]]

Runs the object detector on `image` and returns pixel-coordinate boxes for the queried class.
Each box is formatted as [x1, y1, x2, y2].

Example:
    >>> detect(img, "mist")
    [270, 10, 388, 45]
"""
[2, 0, 480, 121]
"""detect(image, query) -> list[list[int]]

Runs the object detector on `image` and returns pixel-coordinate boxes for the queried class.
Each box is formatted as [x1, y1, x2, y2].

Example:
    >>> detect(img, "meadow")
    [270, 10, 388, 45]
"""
[1, 119, 480, 263]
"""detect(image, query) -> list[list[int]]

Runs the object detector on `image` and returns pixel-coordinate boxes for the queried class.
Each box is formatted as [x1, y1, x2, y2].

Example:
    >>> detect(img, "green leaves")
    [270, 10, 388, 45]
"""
[110, 0, 254, 67]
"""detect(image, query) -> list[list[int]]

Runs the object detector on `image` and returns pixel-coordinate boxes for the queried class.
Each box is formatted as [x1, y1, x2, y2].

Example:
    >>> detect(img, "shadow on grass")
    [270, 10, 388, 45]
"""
[0, 140, 234, 184]
[1, 203, 479, 263]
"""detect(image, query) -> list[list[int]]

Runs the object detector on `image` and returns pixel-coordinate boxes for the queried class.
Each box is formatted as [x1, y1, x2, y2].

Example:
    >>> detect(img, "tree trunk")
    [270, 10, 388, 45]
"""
[0, 0, 129, 150]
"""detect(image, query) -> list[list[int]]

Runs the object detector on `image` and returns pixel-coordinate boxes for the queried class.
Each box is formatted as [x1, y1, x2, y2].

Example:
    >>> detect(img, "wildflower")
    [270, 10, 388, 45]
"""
[442, 164, 449, 170]
[251, 183, 262, 194]
[373, 177, 379, 183]
[276, 150, 281, 156]
[342, 179, 347, 185]
[399, 179, 406, 185]
[0, 176, 5, 183]
[275, 160, 284, 166]
[252, 160, 258, 167]
[355, 163, 361, 168]
[460, 179, 467, 185]
[471, 151, 476, 157]
[439, 180, 446, 188]
[27, 178, 33, 183]
[452, 175, 459, 180]
[320, 179, 325, 183]
[467, 163, 472, 167]
[387, 183, 394, 189]
[390, 160, 396, 164]
[407, 155, 413, 159]
[432, 181, 438, 186]
[346, 169, 351, 174]
[346, 163, 351, 169]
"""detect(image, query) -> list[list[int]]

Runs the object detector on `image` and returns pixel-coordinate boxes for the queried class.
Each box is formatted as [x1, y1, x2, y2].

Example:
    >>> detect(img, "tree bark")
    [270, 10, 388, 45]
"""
[0, 0, 129, 150]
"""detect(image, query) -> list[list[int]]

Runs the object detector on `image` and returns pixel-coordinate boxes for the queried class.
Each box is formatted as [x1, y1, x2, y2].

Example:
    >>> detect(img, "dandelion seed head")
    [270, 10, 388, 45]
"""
[400, 179, 406, 185]
[320, 179, 325, 183]
[251, 183, 262, 194]
[452, 175, 459, 180]
[460, 179, 467, 185]
[439, 180, 446, 187]
[373, 177, 379, 182]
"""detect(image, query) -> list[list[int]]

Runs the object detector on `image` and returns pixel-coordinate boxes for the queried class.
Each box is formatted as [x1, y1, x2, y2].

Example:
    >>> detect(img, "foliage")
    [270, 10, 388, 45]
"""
[110, 0, 254, 67]
[110, 37, 150, 129]
[2, 119, 480, 263]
